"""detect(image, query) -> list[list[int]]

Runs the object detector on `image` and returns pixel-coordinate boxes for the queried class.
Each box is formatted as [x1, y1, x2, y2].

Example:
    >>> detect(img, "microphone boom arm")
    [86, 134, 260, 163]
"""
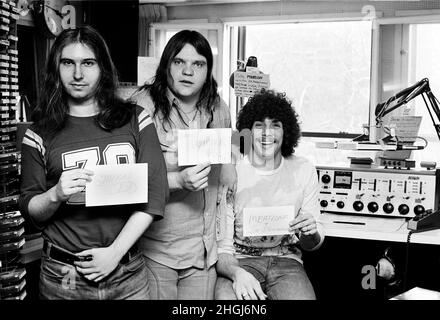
[375, 78, 440, 142]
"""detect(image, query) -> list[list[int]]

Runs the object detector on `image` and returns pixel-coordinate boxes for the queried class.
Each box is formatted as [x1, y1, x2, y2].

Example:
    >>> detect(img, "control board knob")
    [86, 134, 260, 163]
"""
[398, 204, 410, 215]
[320, 200, 328, 208]
[414, 205, 425, 215]
[336, 201, 345, 209]
[383, 203, 394, 214]
[367, 202, 379, 213]
[353, 201, 364, 211]
[321, 174, 331, 184]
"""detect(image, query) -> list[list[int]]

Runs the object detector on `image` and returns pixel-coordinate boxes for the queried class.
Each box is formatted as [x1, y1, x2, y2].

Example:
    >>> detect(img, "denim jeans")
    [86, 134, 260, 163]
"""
[215, 256, 316, 300]
[39, 251, 150, 300]
[143, 256, 217, 300]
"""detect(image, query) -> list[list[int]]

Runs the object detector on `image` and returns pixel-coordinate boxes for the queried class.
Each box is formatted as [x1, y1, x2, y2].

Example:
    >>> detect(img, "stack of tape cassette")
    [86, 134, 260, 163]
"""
[1, 212, 26, 300]
[0, 0, 26, 300]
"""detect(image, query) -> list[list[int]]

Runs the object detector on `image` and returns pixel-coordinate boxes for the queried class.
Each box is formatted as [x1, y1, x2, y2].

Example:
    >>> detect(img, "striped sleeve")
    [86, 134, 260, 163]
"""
[19, 128, 47, 231]
[22, 129, 46, 166]
[138, 108, 153, 133]
[133, 105, 168, 220]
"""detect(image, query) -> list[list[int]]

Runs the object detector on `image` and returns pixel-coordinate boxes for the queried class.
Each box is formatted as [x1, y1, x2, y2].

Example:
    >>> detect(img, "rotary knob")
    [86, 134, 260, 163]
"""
[398, 204, 410, 215]
[367, 202, 379, 213]
[414, 205, 425, 215]
[320, 200, 328, 208]
[337, 201, 345, 209]
[383, 203, 394, 214]
[321, 174, 331, 184]
[353, 201, 364, 212]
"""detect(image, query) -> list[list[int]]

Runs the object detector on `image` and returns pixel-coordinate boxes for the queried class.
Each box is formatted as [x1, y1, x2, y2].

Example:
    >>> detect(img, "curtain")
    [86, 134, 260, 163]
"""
[138, 4, 167, 56]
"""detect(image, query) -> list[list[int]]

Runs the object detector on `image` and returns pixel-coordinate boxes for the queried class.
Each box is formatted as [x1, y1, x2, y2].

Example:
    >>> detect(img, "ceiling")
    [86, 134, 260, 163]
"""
[139, 0, 281, 5]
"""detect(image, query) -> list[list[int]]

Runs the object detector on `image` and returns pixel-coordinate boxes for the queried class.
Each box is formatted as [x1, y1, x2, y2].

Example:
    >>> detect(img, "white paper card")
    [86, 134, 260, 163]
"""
[234, 71, 270, 97]
[137, 56, 159, 86]
[387, 116, 422, 143]
[85, 164, 148, 207]
[243, 206, 296, 237]
[177, 128, 231, 166]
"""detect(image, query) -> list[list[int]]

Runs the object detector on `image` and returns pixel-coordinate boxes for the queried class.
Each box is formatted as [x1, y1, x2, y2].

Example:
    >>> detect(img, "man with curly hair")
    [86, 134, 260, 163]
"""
[215, 89, 324, 300]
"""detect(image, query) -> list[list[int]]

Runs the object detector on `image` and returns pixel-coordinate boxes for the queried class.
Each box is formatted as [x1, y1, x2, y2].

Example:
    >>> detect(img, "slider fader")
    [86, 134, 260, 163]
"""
[316, 166, 440, 218]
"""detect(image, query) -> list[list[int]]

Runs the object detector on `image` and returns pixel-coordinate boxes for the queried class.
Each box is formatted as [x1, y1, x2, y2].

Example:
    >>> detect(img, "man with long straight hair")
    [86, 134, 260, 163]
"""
[131, 30, 236, 300]
[19, 26, 168, 299]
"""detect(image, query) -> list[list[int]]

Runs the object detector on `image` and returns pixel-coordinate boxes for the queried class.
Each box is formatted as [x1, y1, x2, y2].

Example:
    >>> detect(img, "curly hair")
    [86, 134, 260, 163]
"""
[236, 89, 301, 157]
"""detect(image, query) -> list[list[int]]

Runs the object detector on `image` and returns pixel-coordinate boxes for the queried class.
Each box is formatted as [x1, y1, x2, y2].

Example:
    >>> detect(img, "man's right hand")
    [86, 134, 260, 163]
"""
[54, 169, 94, 202]
[178, 162, 211, 191]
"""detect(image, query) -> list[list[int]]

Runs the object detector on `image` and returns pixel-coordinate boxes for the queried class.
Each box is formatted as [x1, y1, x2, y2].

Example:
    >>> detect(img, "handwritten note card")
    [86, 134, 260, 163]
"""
[234, 71, 270, 98]
[137, 56, 159, 86]
[178, 128, 231, 166]
[85, 164, 148, 207]
[387, 116, 422, 143]
[243, 206, 296, 237]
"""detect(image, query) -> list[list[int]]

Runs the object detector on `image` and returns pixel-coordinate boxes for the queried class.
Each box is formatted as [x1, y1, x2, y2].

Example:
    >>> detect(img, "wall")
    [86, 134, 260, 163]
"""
[165, 1, 440, 21]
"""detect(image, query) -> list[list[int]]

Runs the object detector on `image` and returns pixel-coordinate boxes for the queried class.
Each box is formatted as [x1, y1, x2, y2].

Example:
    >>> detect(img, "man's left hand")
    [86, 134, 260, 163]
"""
[74, 246, 122, 282]
[289, 213, 317, 236]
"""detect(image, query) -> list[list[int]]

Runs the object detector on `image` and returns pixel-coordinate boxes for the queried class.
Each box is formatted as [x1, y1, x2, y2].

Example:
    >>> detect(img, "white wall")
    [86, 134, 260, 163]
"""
[165, 1, 440, 22]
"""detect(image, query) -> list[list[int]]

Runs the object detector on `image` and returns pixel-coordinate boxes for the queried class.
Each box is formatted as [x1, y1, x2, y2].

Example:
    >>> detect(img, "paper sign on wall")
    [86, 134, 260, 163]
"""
[137, 56, 159, 86]
[387, 116, 422, 143]
[243, 206, 296, 237]
[234, 71, 270, 98]
[177, 128, 231, 166]
[85, 164, 148, 207]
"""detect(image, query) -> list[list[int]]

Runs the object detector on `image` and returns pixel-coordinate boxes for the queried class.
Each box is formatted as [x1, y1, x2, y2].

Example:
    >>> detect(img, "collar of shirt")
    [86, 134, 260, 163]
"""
[165, 88, 180, 109]
[165, 87, 211, 129]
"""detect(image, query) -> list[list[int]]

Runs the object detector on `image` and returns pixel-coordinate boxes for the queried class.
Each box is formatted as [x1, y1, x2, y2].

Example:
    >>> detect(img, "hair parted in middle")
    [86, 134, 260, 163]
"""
[32, 25, 136, 137]
[137, 29, 219, 127]
[236, 88, 301, 157]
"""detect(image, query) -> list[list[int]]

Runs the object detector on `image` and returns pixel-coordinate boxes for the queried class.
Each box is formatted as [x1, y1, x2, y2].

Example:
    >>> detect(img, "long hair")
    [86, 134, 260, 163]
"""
[138, 30, 219, 127]
[32, 25, 134, 136]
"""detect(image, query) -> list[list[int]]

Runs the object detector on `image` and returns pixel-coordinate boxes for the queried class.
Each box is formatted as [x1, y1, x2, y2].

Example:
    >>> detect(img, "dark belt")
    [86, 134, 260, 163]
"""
[43, 240, 138, 266]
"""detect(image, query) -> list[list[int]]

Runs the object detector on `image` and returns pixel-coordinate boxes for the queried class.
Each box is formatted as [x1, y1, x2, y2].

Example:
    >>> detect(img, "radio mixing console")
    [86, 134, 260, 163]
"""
[317, 166, 440, 218]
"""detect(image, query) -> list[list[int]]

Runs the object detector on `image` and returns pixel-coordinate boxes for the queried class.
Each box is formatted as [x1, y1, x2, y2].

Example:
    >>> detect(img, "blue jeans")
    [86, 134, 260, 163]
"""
[215, 256, 316, 300]
[39, 251, 150, 300]
[143, 256, 217, 300]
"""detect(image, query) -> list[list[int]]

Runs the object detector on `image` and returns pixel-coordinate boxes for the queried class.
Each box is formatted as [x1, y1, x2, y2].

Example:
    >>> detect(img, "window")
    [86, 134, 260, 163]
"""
[407, 22, 440, 164]
[244, 21, 372, 136]
[227, 19, 373, 165]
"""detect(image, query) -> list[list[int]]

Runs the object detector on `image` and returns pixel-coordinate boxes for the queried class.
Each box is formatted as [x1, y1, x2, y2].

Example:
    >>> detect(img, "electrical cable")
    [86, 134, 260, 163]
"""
[403, 230, 413, 292]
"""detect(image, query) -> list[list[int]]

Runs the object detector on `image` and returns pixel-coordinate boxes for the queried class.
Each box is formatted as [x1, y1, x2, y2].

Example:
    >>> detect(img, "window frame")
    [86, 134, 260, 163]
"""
[224, 12, 381, 138]
[372, 13, 440, 142]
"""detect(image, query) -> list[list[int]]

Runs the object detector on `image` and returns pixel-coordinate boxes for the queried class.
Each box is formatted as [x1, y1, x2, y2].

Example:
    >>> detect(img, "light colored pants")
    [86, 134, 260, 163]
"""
[143, 256, 216, 300]
[215, 256, 316, 300]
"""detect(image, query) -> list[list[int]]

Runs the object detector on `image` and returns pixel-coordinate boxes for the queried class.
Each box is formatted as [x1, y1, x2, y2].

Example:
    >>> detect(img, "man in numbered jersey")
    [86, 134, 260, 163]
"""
[19, 26, 168, 300]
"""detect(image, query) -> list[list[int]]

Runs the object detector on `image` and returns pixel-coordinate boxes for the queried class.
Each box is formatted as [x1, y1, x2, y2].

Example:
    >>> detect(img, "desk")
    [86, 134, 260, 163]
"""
[320, 212, 440, 245]
[303, 212, 440, 300]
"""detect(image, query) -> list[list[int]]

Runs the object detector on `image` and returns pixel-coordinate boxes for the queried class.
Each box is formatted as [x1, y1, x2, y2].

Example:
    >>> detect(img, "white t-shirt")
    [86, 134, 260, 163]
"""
[217, 154, 325, 263]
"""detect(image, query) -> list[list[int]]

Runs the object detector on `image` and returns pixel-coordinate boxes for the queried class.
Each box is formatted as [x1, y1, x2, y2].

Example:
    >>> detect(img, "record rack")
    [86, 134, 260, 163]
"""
[0, 0, 26, 301]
